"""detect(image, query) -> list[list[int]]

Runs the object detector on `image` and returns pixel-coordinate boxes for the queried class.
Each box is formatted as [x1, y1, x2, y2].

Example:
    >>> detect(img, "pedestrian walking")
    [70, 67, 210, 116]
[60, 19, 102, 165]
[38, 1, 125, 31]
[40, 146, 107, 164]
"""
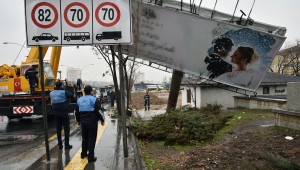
[144, 91, 150, 111]
[25, 65, 38, 94]
[110, 89, 116, 107]
[75, 85, 105, 163]
[49, 81, 73, 150]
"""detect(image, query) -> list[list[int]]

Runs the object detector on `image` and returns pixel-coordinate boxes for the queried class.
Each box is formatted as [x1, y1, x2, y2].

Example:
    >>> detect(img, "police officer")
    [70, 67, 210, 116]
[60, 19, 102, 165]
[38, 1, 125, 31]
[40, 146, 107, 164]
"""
[25, 65, 38, 94]
[144, 91, 150, 111]
[75, 85, 105, 163]
[49, 81, 73, 150]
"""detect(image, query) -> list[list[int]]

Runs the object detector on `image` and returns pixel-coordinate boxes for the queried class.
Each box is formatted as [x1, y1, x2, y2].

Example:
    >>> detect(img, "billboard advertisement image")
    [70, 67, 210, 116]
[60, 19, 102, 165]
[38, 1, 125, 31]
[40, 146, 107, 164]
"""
[129, 1, 286, 91]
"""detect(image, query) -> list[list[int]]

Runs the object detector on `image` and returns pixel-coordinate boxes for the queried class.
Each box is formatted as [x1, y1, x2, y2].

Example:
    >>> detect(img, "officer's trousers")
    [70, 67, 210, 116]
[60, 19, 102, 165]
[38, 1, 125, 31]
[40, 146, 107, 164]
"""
[81, 122, 98, 160]
[54, 113, 70, 147]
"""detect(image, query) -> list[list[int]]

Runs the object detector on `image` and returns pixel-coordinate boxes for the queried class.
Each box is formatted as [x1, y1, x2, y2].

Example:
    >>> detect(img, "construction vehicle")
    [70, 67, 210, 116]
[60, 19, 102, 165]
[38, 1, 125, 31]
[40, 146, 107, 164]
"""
[0, 46, 78, 119]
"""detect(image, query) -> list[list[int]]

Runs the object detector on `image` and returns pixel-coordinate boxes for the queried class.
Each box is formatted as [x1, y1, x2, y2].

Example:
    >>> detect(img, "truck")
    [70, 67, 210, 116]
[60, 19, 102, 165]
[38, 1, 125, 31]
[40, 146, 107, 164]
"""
[95, 31, 122, 41]
[0, 46, 79, 119]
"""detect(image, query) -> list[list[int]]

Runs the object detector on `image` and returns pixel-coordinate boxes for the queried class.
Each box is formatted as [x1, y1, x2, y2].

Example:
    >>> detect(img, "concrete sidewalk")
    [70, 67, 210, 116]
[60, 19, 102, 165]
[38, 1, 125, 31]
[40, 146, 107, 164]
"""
[27, 108, 143, 170]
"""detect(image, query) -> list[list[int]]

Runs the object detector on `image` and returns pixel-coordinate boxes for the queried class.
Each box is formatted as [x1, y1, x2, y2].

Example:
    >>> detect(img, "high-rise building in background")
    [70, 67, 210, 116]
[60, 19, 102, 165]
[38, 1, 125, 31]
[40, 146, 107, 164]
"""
[66, 67, 81, 82]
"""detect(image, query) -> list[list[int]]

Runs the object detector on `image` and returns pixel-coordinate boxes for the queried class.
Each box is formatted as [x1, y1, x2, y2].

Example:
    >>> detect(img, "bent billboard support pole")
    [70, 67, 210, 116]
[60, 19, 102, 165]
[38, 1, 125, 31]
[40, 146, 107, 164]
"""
[129, 0, 286, 92]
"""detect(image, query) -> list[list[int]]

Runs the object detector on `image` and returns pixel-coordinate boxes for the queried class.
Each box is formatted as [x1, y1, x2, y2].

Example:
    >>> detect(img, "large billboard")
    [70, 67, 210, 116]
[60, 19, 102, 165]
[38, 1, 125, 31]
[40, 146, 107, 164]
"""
[129, 1, 286, 91]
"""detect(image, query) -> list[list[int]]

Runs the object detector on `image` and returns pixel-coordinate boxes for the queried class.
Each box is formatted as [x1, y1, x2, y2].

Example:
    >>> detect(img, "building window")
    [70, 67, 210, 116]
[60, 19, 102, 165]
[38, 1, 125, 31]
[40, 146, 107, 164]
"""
[187, 89, 191, 103]
[263, 87, 270, 94]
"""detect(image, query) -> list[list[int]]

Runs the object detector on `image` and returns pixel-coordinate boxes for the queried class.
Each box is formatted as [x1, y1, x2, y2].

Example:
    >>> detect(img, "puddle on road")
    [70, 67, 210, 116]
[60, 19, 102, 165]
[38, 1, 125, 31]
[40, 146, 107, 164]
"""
[0, 135, 37, 146]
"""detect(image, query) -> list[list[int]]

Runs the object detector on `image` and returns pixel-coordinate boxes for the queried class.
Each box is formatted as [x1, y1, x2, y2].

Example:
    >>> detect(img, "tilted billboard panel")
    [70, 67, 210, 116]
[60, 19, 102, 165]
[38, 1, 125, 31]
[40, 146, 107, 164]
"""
[129, 1, 286, 91]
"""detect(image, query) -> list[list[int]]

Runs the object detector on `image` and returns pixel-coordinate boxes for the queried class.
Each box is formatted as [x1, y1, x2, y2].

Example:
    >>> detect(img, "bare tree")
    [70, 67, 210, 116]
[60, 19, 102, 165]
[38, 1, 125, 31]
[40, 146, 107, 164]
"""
[93, 46, 141, 113]
[271, 40, 300, 76]
[93, 45, 121, 114]
[123, 57, 141, 108]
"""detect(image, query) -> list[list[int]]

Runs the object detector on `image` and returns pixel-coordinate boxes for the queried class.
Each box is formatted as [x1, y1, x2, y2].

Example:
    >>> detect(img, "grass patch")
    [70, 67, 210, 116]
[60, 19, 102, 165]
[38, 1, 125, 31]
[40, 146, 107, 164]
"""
[138, 140, 162, 169]
[212, 109, 273, 142]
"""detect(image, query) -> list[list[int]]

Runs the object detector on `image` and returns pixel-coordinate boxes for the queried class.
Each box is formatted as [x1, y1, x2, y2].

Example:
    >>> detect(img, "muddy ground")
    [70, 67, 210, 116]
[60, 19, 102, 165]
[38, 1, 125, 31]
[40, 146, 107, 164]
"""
[131, 92, 181, 110]
[131, 92, 300, 170]
[141, 118, 300, 169]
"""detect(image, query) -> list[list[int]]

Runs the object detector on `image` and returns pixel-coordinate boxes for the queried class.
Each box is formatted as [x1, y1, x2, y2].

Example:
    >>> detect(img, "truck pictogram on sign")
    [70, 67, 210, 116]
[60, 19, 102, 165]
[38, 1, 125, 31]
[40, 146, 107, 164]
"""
[96, 31, 122, 41]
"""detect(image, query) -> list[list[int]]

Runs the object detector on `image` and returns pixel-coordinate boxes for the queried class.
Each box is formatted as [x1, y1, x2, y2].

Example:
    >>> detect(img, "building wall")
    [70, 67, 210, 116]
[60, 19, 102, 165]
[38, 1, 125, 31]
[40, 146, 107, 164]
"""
[181, 86, 201, 107]
[287, 82, 300, 111]
[182, 84, 288, 109]
[234, 97, 286, 110]
[200, 86, 238, 108]
[256, 85, 287, 95]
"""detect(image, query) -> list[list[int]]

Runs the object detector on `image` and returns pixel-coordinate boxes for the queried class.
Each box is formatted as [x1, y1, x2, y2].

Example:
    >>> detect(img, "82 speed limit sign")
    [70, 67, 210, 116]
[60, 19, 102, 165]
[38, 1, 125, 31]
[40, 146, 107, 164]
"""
[25, 0, 61, 46]
[31, 2, 58, 28]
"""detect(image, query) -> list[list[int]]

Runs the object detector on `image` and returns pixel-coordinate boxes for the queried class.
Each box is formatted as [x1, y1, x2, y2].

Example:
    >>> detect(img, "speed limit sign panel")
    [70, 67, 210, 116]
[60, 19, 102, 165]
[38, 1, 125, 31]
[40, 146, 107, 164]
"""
[61, 0, 92, 45]
[25, 0, 132, 46]
[93, 0, 132, 44]
[25, 0, 61, 46]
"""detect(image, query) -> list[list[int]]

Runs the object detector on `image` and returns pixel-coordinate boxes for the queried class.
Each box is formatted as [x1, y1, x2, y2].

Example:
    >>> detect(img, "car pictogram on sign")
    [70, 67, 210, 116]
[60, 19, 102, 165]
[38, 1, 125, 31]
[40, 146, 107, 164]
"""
[96, 31, 122, 41]
[32, 33, 59, 42]
[64, 32, 90, 41]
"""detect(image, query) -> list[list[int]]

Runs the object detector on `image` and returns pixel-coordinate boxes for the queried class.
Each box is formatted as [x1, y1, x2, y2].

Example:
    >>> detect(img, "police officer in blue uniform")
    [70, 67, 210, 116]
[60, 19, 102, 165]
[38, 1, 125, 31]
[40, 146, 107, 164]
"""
[50, 81, 73, 150]
[75, 85, 105, 163]
[25, 65, 38, 94]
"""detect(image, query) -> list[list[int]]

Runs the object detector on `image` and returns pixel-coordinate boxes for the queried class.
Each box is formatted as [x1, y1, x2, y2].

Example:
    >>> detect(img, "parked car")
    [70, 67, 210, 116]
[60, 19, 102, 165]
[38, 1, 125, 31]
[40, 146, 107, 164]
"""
[32, 33, 58, 42]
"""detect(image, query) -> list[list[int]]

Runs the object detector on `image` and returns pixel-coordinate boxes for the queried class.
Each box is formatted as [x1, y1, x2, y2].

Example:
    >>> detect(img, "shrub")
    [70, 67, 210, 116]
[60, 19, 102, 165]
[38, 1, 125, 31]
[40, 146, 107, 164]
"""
[129, 104, 233, 145]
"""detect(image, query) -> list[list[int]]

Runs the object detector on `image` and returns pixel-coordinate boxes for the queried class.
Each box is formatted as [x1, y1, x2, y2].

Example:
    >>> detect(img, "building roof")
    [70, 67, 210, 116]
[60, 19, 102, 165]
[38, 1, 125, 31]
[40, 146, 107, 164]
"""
[182, 72, 300, 86]
[261, 72, 300, 85]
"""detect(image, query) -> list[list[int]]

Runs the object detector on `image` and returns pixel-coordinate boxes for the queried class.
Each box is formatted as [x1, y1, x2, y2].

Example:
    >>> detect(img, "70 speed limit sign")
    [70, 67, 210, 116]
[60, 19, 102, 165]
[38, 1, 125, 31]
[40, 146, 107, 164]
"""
[25, 0, 132, 46]
[93, 0, 131, 44]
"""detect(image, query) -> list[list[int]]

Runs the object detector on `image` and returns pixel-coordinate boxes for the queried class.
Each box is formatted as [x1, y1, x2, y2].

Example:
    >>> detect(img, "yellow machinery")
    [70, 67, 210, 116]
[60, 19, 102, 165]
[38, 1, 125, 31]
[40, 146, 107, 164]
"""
[0, 46, 61, 94]
[0, 46, 64, 118]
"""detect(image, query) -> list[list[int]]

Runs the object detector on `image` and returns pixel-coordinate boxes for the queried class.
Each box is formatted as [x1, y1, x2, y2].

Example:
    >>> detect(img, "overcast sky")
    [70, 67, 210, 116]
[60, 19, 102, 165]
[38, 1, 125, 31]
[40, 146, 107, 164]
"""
[0, 0, 299, 82]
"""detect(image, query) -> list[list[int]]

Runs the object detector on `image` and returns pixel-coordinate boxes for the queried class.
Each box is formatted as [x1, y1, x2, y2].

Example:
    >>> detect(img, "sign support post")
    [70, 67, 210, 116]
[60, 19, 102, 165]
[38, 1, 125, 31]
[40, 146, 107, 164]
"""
[39, 46, 51, 161]
[118, 44, 128, 157]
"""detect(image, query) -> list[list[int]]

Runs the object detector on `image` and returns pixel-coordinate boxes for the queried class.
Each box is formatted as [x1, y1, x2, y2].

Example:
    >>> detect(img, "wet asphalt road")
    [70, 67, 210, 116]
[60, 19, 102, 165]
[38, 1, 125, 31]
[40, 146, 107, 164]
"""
[0, 114, 77, 165]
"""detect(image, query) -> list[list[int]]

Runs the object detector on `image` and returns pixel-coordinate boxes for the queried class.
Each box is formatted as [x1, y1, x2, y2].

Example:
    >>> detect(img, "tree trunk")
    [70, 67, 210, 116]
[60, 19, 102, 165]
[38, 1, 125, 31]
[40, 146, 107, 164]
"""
[124, 62, 130, 110]
[167, 70, 184, 111]
[110, 46, 121, 114]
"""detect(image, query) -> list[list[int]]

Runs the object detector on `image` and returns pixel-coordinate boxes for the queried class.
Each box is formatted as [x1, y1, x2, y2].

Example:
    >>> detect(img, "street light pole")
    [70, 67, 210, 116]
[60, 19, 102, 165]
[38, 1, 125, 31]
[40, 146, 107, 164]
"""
[3, 41, 28, 65]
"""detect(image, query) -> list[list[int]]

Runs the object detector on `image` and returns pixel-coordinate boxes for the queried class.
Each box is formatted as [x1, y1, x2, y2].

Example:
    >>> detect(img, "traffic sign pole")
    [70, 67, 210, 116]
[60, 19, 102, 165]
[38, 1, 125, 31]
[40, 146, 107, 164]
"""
[39, 46, 51, 161]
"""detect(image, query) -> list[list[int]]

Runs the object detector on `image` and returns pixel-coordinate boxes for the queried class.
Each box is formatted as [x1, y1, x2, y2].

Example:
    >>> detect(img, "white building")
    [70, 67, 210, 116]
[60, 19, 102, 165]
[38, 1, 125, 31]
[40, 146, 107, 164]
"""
[66, 67, 81, 82]
[181, 72, 300, 109]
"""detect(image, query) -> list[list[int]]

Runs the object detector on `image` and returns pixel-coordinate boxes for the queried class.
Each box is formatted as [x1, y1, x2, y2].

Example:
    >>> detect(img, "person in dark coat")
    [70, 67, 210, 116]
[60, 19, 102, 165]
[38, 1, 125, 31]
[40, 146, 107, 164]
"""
[110, 89, 116, 107]
[75, 85, 105, 163]
[144, 91, 150, 111]
[25, 65, 38, 94]
[49, 81, 73, 150]
[204, 37, 234, 79]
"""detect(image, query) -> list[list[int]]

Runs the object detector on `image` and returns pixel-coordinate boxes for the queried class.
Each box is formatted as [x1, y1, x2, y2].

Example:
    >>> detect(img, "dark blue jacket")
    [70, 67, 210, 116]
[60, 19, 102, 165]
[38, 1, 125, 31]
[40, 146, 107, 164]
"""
[75, 95, 105, 124]
[50, 89, 73, 114]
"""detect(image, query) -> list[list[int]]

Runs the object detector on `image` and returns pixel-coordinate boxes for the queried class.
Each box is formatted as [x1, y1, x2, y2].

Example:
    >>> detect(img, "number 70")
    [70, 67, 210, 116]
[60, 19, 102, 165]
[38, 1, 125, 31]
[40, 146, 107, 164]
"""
[102, 8, 114, 20]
